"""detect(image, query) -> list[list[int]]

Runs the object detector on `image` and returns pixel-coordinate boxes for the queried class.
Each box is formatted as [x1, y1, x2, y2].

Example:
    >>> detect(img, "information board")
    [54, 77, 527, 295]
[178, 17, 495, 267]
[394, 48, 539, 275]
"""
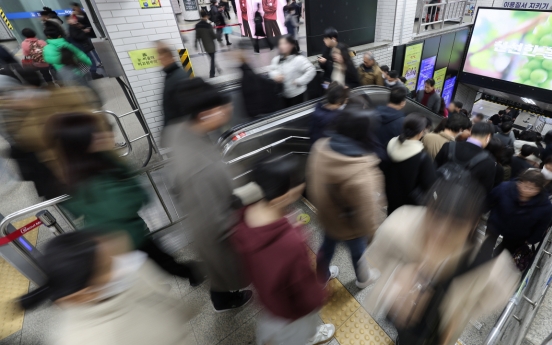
[128, 48, 161, 70]
[402, 43, 424, 92]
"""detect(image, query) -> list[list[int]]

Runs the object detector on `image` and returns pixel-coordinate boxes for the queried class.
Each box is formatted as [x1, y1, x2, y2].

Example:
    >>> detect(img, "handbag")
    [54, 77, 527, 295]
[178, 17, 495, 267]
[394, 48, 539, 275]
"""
[222, 26, 232, 34]
[513, 244, 536, 271]
[21, 56, 35, 67]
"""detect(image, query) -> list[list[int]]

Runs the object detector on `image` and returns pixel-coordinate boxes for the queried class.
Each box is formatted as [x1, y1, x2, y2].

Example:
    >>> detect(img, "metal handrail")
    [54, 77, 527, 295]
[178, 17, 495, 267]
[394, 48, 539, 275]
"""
[224, 136, 310, 165]
[417, 0, 469, 34]
[484, 228, 552, 345]
[96, 110, 133, 157]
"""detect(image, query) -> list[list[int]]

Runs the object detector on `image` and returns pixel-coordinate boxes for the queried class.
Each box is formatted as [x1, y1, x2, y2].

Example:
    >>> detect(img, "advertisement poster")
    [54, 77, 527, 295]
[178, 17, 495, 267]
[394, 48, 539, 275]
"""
[128, 48, 161, 70]
[442, 76, 457, 106]
[140, 0, 161, 9]
[416, 56, 437, 91]
[433, 67, 447, 94]
[402, 43, 424, 92]
[236, 0, 287, 38]
[464, 9, 552, 90]
[183, 0, 198, 11]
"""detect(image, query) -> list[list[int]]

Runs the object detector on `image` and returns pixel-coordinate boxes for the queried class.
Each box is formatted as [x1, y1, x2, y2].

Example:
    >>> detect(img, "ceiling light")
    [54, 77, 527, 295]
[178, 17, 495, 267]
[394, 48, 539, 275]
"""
[521, 97, 536, 105]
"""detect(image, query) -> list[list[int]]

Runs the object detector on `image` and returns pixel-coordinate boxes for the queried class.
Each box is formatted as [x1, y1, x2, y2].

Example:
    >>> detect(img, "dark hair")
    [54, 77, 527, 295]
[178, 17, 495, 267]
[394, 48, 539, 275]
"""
[425, 78, 435, 87]
[446, 113, 469, 133]
[543, 155, 552, 165]
[474, 114, 484, 120]
[452, 101, 463, 109]
[399, 76, 407, 83]
[389, 87, 407, 105]
[433, 118, 447, 133]
[519, 130, 540, 142]
[43, 231, 99, 301]
[71, 2, 81, 7]
[501, 146, 515, 166]
[333, 42, 354, 69]
[326, 82, 348, 105]
[323, 27, 338, 39]
[200, 9, 209, 17]
[40, 10, 50, 16]
[388, 70, 399, 79]
[46, 113, 119, 187]
[500, 121, 513, 133]
[345, 94, 372, 110]
[22, 28, 36, 38]
[425, 178, 485, 224]
[520, 144, 536, 157]
[380, 65, 389, 73]
[280, 34, 299, 55]
[174, 77, 230, 120]
[252, 155, 303, 201]
[60, 48, 78, 67]
[518, 169, 546, 189]
[486, 136, 504, 163]
[543, 130, 552, 145]
[471, 122, 494, 137]
[335, 108, 378, 151]
[498, 110, 505, 115]
[502, 115, 512, 123]
[460, 109, 469, 116]
[399, 113, 427, 143]
[44, 22, 63, 38]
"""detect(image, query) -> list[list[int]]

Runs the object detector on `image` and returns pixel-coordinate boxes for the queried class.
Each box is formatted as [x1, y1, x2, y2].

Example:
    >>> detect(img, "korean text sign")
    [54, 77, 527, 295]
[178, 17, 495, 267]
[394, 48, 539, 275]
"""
[128, 48, 162, 70]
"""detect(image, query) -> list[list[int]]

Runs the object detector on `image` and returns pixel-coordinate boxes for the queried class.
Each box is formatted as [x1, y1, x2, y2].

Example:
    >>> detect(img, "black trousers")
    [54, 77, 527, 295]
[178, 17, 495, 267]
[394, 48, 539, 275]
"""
[140, 237, 195, 280]
[242, 19, 252, 38]
[264, 19, 281, 39]
[230, 0, 237, 15]
[474, 232, 527, 266]
[253, 36, 273, 53]
[208, 52, 216, 78]
[283, 92, 305, 108]
[216, 28, 230, 44]
[222, 2, 230, 19]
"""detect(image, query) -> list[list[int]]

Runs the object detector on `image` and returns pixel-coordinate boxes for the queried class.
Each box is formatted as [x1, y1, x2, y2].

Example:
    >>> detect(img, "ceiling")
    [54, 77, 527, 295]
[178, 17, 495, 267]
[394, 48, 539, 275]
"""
[464, 83, 552, 112]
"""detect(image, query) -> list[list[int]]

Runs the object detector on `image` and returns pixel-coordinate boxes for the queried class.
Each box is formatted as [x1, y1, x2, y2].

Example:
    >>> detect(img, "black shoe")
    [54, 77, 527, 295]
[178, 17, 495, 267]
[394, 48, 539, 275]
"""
[18, 285, 50, 310]
[213, 290, 253, 312]
[226, 42, 232, 46]
[187, 262, 207, 287]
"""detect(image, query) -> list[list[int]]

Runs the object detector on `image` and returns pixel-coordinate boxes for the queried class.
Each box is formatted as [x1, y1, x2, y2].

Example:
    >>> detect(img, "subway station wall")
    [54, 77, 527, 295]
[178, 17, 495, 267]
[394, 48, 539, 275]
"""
[304, 0, 377, 55]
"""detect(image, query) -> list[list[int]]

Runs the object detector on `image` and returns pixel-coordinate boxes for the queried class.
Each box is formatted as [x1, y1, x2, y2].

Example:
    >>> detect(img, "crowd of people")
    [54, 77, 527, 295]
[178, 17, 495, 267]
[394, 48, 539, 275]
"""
[2, 14, 552, 345]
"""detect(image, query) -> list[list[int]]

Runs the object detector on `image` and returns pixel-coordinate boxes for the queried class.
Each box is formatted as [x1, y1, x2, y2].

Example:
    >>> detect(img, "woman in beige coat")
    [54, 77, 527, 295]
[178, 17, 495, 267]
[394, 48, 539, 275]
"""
[307, 108, 386, 289]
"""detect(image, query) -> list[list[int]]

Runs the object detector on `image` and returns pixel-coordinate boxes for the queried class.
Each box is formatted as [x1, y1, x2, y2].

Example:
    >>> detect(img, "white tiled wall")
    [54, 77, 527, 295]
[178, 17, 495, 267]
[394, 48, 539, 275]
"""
[351, 44, 394, 69]
[375, 0, 416, 45]
[454, 83, 479, 112]
[93, 0, 184, 144]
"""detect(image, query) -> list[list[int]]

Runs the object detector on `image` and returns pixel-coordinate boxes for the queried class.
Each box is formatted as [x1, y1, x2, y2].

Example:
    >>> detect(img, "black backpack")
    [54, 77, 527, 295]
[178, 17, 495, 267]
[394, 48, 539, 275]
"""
[437, 141, 490, 188]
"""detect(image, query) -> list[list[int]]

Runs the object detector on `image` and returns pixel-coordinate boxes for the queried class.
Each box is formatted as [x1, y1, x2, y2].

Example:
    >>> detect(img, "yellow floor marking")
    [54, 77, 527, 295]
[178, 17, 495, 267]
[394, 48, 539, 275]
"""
[335, 307, 394, 345]
[0, 216, 39, 340]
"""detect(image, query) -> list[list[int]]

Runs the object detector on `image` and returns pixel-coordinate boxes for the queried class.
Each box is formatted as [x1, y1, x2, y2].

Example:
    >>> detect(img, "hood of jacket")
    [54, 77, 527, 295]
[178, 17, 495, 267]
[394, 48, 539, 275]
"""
[376, 105, 405, 125]
[232, 211, 293, 254]
[506, 180, 550, 208]
[196, 20, 212, 29]
[45, 37, 71, 49]
[387, 136, 424, 162]
[313, 138, 380, 185]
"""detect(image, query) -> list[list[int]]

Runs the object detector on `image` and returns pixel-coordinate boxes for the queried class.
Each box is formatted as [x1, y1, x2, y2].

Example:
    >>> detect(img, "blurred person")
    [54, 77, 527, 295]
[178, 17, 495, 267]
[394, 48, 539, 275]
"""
[422, 113, 468, 159]
[380, 65, 390, 83]
[221, 0, 231, 19]
[494, 121, 515, 147]
[426, 0, 441, 30]
[317, 27, 338, 83]
[386, 70, 408, 91]
[460, 108, 469, 117]
[215, 4, 232, 46]
[157, 42, 194, 126]
[269, 35, 316, 107]
[364, 178, 519, 345]
[471, 113, 484, 124]
[46, 112, 204, 286]
[488, 110, 504, 126]
[447, 101, 463, 114]
[43, 6, 63, 25]
[416, 78, 440, 114]
[232, 156, 336, 345]
[542, 156, 552, 194]
[309, 82, 347, 143]
[358, 51, 384, 86]
[505, 106, 519, 120]
[541, 130, 552, 162]
[162, 80, 253, 311]
[71, 2, 96, 38]
[40, 9, 66, 38]
[263, 0, 281, 39]
[308, 109, 385, 288]
[399, 76, 407, 84]
[20, 28, 51, 82]
[455, 120, 473, 142]
[485, 136, 505, 187]
[502, 146, 515, 181]
[43, 24, 92, 72]
[57, 48, 95, 91]
[329, 43, 359, 88]
[209, 0, 219, 19]
[230, 0, 237, 16]
[284, 8, 300, 51]
[511, 144, 540, 180]
[385, 114, 437, 215]
[67, 15, 103, 79]
[435, 122, 496, 193]
[239, 0, 252, 37]
[375, 87, 407, 150]
[438, 97, 448, 118]
[195, 10, 218, 78]
[477, 170, 552, 263]
[253, 3, 274, 54]
[28, 231, 198, 345]
[514, 130, 542, 166]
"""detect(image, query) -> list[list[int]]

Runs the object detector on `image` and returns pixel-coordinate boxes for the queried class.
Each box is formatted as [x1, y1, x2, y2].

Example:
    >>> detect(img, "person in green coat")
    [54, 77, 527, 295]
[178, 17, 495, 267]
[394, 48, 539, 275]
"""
[43, 23, 91, 71]
[46, 112, 204, 286]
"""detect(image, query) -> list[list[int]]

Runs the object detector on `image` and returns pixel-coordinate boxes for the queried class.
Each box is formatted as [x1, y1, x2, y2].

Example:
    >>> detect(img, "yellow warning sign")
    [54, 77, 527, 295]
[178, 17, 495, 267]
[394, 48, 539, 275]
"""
[128, 48, 161, 70]
[139, 0, 161, 9]
[297, 213, 310, 225]
[178, 48, 195, 78]
[0, 8, 13, 30]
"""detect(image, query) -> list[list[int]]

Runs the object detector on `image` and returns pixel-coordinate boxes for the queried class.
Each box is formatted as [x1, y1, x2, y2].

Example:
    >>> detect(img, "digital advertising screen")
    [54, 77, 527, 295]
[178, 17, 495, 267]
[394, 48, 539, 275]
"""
[442, 76, 457, 106]
[463, 8, 552, 90]
[236, 0, 287, 38]
[433, 67, 447, 94]
[402, 43, 424, 91]
[416, 56, 437, 91]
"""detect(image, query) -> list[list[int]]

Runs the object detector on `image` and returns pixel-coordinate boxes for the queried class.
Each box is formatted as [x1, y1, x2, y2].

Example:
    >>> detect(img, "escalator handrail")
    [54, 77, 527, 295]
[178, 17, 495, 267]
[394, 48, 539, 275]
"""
[224, 136, 310, 165]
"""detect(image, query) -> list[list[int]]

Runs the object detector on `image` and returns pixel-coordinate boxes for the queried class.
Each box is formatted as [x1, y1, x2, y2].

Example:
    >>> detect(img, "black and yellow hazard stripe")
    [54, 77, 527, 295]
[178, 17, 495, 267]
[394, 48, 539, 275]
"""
[0, 8, 13, 30]
[178, 49, 194, 78]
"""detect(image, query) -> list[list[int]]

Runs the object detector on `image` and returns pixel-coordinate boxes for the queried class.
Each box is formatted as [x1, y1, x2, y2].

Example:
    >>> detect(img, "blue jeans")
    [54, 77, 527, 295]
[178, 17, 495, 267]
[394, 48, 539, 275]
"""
[316, 235, 367, 281]
[85, 51, 97, 74]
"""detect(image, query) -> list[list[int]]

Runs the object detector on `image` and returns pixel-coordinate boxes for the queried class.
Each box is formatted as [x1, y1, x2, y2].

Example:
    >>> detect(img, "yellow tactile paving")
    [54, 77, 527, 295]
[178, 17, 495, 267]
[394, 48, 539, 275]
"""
[320, 278, 361, 329]
[0, 216, 40, 340]
[335, 307, 394, 345]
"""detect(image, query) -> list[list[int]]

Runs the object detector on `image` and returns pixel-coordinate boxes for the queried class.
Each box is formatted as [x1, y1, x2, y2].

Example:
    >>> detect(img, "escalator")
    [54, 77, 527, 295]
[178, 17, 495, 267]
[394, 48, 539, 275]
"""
[218, 85, 444, 186]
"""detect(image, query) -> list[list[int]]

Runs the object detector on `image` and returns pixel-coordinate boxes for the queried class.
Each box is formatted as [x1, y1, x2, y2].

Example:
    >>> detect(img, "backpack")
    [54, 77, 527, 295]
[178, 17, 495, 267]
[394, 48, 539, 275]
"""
[436, 141, 490, 188]
[28, 40, 45, 64]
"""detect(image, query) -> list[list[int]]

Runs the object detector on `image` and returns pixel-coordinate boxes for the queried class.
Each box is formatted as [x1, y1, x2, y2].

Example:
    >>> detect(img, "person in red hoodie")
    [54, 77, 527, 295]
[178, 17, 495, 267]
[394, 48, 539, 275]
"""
[240, 0, 252, 37]
[262, 0, 282, 39]
[232, 156, 335, 345]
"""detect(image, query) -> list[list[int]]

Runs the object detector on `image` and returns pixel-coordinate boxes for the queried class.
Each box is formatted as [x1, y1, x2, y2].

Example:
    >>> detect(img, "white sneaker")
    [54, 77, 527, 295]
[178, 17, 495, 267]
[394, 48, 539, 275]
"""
[307, 324, 335, 345]
[355, 268, 380, 289]
[324, 265, 339, 287]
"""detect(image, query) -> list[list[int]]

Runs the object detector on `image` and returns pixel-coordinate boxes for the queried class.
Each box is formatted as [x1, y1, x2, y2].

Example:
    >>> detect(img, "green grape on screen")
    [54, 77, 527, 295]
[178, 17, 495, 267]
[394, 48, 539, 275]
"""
[539, 79, 552, 89]
[518, 68, 531, 80]
[542, 59, 552, 71]
[530, 69, 548, 84]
